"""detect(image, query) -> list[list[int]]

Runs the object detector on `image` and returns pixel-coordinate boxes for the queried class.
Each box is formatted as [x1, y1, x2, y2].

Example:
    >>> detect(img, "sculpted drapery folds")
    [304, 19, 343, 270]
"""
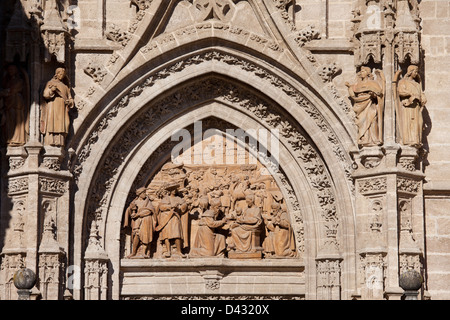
[0, 64, 29, 146]
[155, 183, 189, 258]
[346, 67, 385, 148]
[394, 65, 426, 147]
[123, 187, 157, 258]
[262, 202, 297, 258]
[40, 67, 74, 147]
[122, 163, 297, 259]
[227, 193, 263, 254]
[191, 198, 227, 257]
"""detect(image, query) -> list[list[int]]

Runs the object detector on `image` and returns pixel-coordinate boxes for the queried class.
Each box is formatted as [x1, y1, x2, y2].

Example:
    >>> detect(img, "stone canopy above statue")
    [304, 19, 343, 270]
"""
[121, 131, 297, 260]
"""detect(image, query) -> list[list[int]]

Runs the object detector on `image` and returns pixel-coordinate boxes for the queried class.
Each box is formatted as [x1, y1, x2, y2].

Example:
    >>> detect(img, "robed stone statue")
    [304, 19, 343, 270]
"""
[0, 64, 29, 146]
[394, 65, 426, 147]
[346, 66, 385, 148]
[40, 67, 74, 147]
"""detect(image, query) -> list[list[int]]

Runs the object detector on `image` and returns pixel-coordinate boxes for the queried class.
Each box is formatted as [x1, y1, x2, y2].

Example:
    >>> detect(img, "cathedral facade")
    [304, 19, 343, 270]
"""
[0, 0, 449, 300]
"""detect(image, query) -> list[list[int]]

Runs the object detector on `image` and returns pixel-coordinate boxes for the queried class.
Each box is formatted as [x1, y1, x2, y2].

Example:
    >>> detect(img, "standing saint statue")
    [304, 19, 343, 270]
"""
[346, 66, 385, 148]
[155, 183, 188, 258]
[0, 64, 29, 146]
[123, 187, 157, 258]
[394, 65, 426, 147]
[40, 67, 74, 147]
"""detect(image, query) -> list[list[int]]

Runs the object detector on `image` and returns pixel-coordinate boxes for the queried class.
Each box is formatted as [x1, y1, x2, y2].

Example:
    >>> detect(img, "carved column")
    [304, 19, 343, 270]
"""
[350, 0, 426, 300]
[316, 258, 342, 300]
[83, 222, 109, 300]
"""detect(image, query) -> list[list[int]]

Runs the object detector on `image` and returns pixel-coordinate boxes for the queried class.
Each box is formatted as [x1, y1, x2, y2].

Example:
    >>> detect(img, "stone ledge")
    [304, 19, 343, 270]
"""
[121, 257, 305, 271]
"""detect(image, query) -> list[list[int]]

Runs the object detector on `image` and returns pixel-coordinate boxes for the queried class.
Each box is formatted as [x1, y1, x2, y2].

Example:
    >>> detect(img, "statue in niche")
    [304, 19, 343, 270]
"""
[346, 66, 385, 148]
[40, 67, 74, 147]
[155, 183, 189, 258]
[123, 187, 157, 258]
[227, 193, 263, 257]
[262, 202, 297, 258]
[0, 64, 29, 146]
[394, 65, 426, 147]
[191, 198, 227, 257]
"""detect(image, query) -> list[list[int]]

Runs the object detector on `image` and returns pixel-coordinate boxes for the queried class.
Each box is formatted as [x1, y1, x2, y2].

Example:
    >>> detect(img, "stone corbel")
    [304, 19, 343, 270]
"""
[41, 146, 65, 171]
[199, 270, 224, 292]
[6, 147, 28, 171]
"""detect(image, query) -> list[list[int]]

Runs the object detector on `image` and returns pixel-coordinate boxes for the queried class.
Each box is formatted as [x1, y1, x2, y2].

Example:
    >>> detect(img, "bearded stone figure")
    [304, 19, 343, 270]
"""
[0, 65, 29, 146]
[346, 67, 386, 148]
[123, 187, 157, 258]
[40, 67, 74, 147]
[394, 65, 427, 147]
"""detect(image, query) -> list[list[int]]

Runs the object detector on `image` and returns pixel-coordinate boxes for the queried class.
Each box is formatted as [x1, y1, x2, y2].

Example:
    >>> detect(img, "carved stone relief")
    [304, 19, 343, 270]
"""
[0, 64, 30, 147]
[122, 158, 297, 260]
[346, 67, 385, 148]
[75, 51, 348, 262]
[40, 67, 74, 147]
[393, 65, 426, 148]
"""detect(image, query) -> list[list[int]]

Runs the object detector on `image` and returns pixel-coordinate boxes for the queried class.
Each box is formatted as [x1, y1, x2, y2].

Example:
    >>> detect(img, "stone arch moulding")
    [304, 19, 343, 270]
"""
[70, 50, 357, 300]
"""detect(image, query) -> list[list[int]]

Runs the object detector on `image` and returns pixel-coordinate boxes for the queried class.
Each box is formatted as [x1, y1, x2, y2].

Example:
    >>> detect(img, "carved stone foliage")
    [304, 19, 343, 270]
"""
[358, 177, 387, 195]
[123, 294, 304, 300]
[39, 177, 67, 195]
[84, 62, 108, 84]
[73, 50, 350, 259]
[7, 177, 29, 195]
[106, 24, 130, 47]
[397, 177, 420, 194]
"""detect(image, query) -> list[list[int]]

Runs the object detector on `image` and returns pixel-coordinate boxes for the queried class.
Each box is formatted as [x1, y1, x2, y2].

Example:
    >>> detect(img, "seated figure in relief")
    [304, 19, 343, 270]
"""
[191, 198, 227, 257]
[262, 202, 297, 258]
[227, 193, 263, 254]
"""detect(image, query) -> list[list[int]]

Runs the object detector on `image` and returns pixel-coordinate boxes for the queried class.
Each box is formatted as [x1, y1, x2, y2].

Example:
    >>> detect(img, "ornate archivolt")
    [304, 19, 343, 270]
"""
[67, 43, 358, 299]
[80, 76, 342, 254]
[65, 1, 359, 300]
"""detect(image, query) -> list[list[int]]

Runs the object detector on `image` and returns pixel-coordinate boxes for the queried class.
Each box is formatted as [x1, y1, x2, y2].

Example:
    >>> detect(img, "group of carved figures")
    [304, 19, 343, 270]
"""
[346, 65, 427, 148]
[0, 65, 73, 147]
[122, 164, 297, 259]
[0, 62, 425, 150]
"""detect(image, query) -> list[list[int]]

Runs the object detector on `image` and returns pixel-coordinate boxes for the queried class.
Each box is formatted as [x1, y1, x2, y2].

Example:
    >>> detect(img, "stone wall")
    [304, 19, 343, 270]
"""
[419, 0, 450, 300]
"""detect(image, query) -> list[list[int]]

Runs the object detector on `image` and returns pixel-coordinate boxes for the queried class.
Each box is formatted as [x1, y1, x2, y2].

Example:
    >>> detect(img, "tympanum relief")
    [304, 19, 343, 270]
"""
[123, 162, 297, 260]
[122, 132, 297, 260]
